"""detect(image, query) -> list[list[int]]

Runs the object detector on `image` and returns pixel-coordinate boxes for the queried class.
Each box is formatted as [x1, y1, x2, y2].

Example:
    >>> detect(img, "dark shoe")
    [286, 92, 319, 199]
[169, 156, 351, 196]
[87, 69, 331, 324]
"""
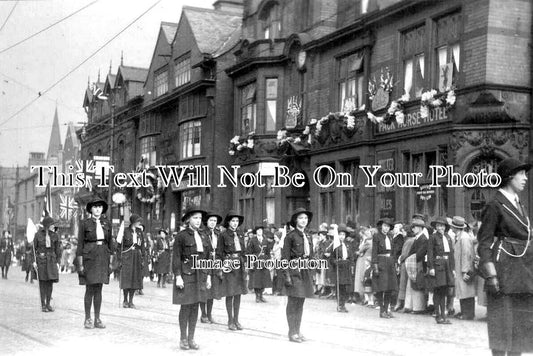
[200, 316, 209, 323]
[289, 334, 302, 343]
[41, 306, 48, 313]
[188, 340, 199, 350]
[84, 318, 94, 329]
[337, 306, 348, 313]
[179, 339, 189, 350]
[123, 301, 129, 308]
[386, 312, 394, 318]
[228, 319, 237, 331]
[207, 316, 215, 324]
[256, 296, 261, 303]
[403, 308, 412, 314]
[298, 334, 306, 342]
[436, 317, 445, 324]
[447, 308, 455, 316]
[442, 319, 452, 324]
[394, 303, 404, 312]
[94, 319, 106, 329]
[46, 305, 54, 312]
[380, 312, 390, 319]
[259, 296, 267, 303]
[128, 303, 136, 309]
[138, 290, 144, 295]
[25, 275, 28, 282]
[234, 321, 243, 330]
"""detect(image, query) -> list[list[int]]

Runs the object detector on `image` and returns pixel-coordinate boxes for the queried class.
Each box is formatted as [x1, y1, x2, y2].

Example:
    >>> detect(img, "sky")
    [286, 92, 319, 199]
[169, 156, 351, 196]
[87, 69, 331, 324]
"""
[0, 0, 213, 167]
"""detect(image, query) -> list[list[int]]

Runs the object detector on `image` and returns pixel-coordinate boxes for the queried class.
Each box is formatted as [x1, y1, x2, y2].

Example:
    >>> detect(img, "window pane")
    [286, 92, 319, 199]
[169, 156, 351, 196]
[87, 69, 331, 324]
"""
[414, 54, 425, 98]
[265, 197, 275, 224]
[357, 76, 364, 107]
[339, 82, 346, 110]
[266, 100, 276, 131]
[266, 79, 277, 99]
[452, 43, 460, 70]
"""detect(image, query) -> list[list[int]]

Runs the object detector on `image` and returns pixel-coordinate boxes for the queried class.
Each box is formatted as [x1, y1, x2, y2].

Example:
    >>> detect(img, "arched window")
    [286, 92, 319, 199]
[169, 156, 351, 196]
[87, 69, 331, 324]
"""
[259, 2, 281, 39]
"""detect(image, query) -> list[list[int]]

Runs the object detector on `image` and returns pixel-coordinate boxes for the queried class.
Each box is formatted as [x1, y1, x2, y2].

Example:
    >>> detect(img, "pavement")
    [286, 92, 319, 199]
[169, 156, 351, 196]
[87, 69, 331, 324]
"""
[0, 268, 511, 356]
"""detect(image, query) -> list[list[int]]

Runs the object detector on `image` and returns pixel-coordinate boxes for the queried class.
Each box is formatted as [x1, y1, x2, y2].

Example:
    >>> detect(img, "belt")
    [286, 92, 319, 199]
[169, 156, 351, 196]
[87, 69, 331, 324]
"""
[227, 253, 241, 259]
[436, 255, 449, 260]
[378, 253, 391, 257]
[86, 241, 106, 246]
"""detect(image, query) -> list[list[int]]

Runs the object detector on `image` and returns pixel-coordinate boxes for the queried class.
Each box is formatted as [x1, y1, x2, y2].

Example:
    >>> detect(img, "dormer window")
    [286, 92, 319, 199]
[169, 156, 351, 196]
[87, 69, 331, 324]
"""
[260, 2, 281, 39]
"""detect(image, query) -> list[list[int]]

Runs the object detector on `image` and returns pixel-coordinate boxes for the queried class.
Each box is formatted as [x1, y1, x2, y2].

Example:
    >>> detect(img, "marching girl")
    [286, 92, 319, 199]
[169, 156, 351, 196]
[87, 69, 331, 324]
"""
[118, 214, 145, 309]
[217, 210, 247, 331]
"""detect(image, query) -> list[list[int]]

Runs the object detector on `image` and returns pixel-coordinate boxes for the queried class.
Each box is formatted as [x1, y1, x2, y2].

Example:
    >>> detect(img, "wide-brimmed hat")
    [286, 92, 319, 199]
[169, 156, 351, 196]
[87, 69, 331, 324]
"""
[497, 158, 531, 187]
[86, 197, 108, 214]
[157, 228, 169, 235]
[337, 223, 349, 234]
[289, 207, 313, 227]
[450, 216, 467, 229]
[253, 226, 264, 234]
[41, 216, 57, 228]
[223, 210, 244, 227]
[412, 213, 425, 221]
[129, 214, 143, 225]
[181, 207, 206, 222]
[377, 217, 394, 228]
[204, 211, 223, 225]
[431, 216, 449, 229]
[411, 218, 426, 229]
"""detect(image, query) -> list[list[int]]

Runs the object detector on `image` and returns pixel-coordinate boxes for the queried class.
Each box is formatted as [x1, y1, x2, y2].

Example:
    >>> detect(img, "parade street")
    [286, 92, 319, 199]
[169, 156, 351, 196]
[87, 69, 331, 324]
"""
[0, 269, 497, 356]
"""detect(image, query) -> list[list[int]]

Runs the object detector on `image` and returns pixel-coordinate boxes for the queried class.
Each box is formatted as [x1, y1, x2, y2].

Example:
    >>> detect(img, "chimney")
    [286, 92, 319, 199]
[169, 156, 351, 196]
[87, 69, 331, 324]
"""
[213, 0, 243, 15]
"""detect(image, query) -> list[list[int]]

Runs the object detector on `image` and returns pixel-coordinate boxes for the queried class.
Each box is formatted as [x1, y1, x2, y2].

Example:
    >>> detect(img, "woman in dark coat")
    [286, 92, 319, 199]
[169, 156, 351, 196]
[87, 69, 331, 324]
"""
[172, 207, 211, 350]
[372, 217, 398, 318]
[118, 214, 144, 308]
[282, 208, 315, 343]
[22, 240, 35, 283]
[33, 217, 61, 312]
[0, 230, 14, 279]
[247, 226, 273, 303]
[427, 217, 455, 324]
[478, 158, 533, 356]
[77, 198, 113, 329]
[199, 212, 222, 323]
[154, 228, 171, 288]
[330, 224, 354, 312]
[217, 210, 247, 331]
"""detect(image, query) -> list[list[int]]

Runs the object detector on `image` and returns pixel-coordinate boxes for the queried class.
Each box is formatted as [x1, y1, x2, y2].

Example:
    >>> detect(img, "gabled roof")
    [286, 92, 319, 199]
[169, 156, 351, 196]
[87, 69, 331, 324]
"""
[104, 74, 116, 94]
[182, 6, 242, 55]
[116, 65, 148, 86]
[161, 22, 178, 44]
[82, 81, 103, 107]
[213, 23, 242, 57]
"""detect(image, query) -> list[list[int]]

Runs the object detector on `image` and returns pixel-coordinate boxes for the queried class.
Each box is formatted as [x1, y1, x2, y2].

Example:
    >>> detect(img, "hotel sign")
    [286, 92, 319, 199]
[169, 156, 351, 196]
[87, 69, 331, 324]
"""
[377, 106, 449, 134]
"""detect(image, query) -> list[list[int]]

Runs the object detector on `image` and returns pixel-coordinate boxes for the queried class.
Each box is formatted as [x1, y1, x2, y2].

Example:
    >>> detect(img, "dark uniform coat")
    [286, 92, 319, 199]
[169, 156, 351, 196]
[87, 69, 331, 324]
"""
[22, 241, 34, 272]
[408, 233, 428, 290]
[427, 232, 455, 289]
[201, 227, 222, 300]
[331, 242, 355, 285]
[172, 227, 211, 305]
[392, 232, 405, 263]
[281, 229, 315, 298]
[371, 231, 398, 292]
[217, 228, 247, 297]
[118, 227, 144, 290]
[77, 217, 113, 285]
[247, 235, 273, 289]
[33, 230, 61, 282]
[0, 237, 14, 267]
[478, 190, 533, 352]
[153, 236, 171, 275]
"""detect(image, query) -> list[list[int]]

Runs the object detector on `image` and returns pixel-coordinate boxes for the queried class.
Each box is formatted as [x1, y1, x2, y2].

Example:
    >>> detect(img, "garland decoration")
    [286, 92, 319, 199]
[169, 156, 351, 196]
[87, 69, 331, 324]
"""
[228, 132, 255, 156]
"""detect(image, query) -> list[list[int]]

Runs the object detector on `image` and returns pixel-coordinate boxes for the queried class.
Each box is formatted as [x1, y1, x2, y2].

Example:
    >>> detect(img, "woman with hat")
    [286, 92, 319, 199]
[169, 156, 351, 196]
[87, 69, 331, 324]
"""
[371, 217, 398, 318]
[77, 198, 113, 329]
[449, 215, 477, 320]
[282, 207, 315, 343]
[330, 224, 354, 312]
[0, 230, 14, 279]
[199, 211, 223, 323]
[478, 158, 533, 356]
[246, 225, 272, 303]
[118, 214, 145, 308]
[217, 210, 247, 331]
[154, 228, 171, 288]
[427, 216, 455, 324]
[173, 207, 211, 350]
[32, 217, 61, 312]
[405, 217, 429, 314]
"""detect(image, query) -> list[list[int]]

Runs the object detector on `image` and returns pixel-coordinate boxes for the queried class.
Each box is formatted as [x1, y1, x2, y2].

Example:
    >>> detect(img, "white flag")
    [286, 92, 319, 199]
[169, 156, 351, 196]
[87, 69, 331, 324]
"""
[26, 218, 37, 243]
[331, 224, 341, 250]
[116, 221, 125, 244]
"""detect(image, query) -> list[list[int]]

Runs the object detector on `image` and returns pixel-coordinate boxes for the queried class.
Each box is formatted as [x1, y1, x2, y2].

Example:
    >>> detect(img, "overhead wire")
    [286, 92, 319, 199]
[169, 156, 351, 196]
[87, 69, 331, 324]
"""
[0, 1, 18, 33]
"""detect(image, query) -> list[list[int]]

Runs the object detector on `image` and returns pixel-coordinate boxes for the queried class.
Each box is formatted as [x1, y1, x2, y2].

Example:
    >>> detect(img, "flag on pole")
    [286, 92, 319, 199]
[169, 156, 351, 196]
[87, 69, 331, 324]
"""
[26, 218, 37, 243]
[41, 180, 52, 221]
[116, 221, 125, 244]
[331, 224, 341, 250]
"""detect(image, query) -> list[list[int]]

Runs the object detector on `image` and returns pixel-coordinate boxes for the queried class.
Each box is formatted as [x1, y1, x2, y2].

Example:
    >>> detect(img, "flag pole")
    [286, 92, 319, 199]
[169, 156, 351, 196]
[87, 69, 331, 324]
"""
[335, 247, 340, 310]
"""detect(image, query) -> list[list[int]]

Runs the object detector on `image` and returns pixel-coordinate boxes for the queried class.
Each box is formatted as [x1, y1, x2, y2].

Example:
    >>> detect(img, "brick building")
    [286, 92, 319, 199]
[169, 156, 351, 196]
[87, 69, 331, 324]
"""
[227, 0, 531, 228]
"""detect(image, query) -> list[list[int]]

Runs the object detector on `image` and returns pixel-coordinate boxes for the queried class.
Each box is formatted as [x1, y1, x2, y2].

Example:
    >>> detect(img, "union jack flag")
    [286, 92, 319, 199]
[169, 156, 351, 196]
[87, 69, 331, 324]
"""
[59, 194, 78, 220]
[75, 159, 96, 190]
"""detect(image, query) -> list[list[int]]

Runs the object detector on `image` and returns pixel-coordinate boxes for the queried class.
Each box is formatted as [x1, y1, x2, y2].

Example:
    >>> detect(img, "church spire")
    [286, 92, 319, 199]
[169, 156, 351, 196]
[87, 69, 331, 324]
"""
[46, 105, 62, 163]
